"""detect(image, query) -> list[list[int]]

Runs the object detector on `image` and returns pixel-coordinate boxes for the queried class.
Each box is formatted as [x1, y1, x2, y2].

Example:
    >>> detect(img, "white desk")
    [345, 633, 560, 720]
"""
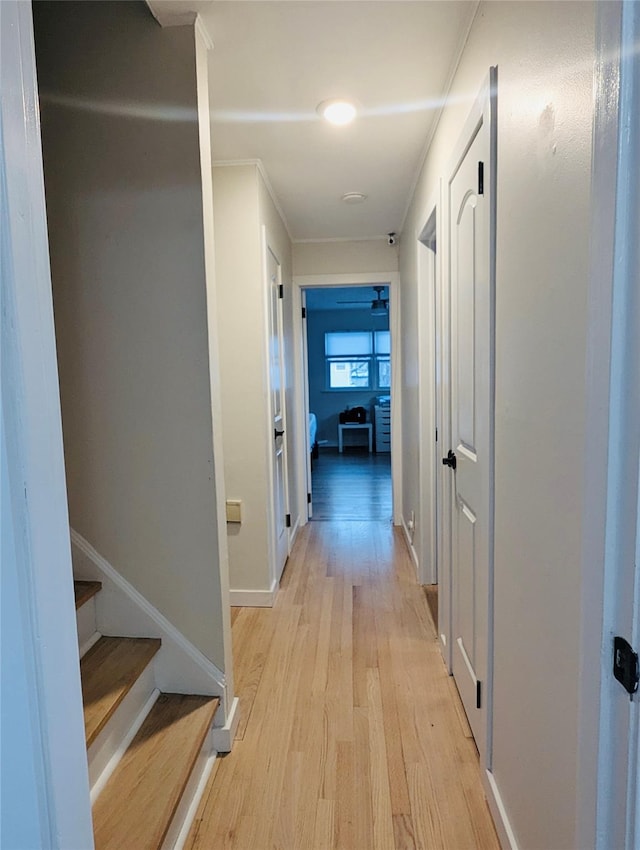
[338, 422, 373, 453]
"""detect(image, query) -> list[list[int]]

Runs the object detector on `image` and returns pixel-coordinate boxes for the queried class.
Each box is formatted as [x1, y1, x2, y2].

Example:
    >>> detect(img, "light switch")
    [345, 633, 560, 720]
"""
[226, 499, 242, 523]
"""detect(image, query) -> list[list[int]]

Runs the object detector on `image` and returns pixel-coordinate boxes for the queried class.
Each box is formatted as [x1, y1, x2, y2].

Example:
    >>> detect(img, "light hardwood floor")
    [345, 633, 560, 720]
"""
[186, 521, 499, 850]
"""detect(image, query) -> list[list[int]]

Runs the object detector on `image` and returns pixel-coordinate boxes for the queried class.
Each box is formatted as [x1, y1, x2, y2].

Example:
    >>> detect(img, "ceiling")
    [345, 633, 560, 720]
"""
[305, 286, 389, 312]
[194, 1, 476, 242]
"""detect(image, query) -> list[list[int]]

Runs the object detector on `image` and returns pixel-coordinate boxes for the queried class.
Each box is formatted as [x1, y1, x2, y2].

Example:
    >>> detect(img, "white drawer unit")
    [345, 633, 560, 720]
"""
[374, 405, 391, 453]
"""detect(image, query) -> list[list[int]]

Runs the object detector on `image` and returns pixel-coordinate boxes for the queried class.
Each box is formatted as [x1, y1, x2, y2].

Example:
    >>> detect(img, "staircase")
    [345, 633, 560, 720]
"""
[74, 580, 219, 850]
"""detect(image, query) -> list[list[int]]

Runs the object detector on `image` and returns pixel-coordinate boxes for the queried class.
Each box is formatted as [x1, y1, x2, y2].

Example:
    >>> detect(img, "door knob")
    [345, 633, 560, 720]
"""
[442, 449, 457, 470]
[274, 428, 285, 439]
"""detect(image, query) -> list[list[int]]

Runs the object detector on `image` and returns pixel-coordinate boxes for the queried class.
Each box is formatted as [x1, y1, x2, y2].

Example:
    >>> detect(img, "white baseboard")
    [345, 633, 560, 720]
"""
[401, 518, 420, 578]
[484, 769, 520, 850]
[211, 696, 240, 753]
[288, 515, 300, 551]
[229, 579, 278, 608]
[70, 529, 230, 713]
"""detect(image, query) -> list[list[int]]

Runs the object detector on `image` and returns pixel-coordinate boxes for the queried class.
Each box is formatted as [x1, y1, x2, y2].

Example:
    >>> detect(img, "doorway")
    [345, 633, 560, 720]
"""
[304, 285, 391, 522]
[292, 274, 401, 527]
[418, 201, 445, 647]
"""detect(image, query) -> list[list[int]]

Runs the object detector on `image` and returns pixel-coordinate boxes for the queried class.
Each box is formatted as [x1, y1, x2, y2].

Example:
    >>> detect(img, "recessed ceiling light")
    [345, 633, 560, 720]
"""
[342, 192, 368, 204]
[317, 99, 357, 126]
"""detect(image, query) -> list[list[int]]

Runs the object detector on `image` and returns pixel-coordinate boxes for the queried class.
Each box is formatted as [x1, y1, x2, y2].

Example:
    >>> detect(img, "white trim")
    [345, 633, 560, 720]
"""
[585, 3, 640, 848]
[145, 1, 196, 28]
[401, 518, 420, 578]
[292, 272, 402, 527]
[293, 235, 390, 245]
[575, 3, 622, 845]
[1, 3, 94, 846]
[194, 14, 213, 50]
[79, 631, 102, 660]
[418, 179, 452, 671]
[229, 580, 279, 608]
[211, 696, 241, 753]
[416, 188, 439, 588]
[213, 159, 294, 243]
[295, 272, 397, 287]
[194, 18, 236, 707]
[89, 683, 160, 803]
[162, 738, 217, 850]
[70, 530, 228, 706]
[484, 770, 520, 850]
[76, 596, 98, 653]
[288, 513, 301, 553]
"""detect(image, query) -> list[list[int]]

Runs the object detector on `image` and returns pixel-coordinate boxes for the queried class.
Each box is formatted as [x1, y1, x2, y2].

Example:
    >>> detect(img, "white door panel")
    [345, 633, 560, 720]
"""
[447, 70, 496, 763]
[267, 246, 289, 581]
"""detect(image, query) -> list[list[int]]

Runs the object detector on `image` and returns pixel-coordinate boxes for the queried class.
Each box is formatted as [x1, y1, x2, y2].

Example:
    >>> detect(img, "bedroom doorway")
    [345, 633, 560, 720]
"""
[303, 284, 392, 522]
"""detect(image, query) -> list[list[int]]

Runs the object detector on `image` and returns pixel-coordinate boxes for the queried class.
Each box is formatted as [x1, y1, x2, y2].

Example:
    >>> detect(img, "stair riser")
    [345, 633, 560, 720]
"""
[161, 730, 216, 850]
[89, 664, 158, 800]
[77, 597, 99, 657]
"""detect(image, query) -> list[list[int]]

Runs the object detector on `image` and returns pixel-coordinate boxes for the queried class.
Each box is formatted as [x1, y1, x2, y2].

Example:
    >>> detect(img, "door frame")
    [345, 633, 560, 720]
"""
[292, 272, 401, 527]
[262, 229, 292, 584]
[1, 2, 94, 845]
[577, 2, 640, 847]
[417, 183, 452, 666]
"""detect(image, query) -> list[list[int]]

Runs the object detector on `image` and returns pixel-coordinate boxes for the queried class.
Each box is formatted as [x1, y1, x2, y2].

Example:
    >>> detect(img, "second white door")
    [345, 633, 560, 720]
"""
[447, 70, 496, 764]
[267, 244, 289, 581]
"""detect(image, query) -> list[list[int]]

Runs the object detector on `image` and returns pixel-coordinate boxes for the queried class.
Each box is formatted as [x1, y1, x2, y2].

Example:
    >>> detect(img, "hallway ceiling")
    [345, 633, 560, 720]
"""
[197, 1, 476, 242]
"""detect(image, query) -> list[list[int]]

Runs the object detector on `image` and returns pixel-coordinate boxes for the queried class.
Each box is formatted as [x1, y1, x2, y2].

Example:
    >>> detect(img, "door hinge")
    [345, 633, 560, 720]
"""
[435, 427, 438, 443]
[613, 636, 639, 698]
[478, 161, 484, 195]
[302, 306, 306, 319]
[476, 680, 482, 709]
[285, 513, 291, 528]
[307, 492, 312, 504]
[278, 283, 284, 299]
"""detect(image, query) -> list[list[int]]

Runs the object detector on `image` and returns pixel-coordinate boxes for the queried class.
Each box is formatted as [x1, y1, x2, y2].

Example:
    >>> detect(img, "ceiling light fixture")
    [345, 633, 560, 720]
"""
[341, 192, 367, 204]
[317, 98, 357, 126]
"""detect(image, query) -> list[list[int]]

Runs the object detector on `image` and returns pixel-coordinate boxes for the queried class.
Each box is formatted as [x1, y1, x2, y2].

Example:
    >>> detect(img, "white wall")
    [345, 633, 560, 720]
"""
[213, 163, 296, 594]
[293, 238, 399, 276]
[34, 1, 228, 671]
[399, 2, 595, 847]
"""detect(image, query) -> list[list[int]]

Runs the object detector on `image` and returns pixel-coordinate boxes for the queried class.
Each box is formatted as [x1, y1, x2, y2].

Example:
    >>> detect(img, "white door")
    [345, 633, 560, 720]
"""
[267, 245, 289, 580]
[301, 290, 313, 519]
[446, 70, 496, 762]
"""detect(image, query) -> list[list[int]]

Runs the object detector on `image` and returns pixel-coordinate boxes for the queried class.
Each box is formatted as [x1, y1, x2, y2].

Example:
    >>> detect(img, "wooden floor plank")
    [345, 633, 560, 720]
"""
[184, 521, 500, 850]
[81, 636, 161, 747]
[74, 579, 102, 609]
[92, 693, 218, 850]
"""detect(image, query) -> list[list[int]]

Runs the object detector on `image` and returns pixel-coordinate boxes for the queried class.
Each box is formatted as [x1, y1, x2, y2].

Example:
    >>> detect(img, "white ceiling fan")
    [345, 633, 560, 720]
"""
[337, 286, 388, 315]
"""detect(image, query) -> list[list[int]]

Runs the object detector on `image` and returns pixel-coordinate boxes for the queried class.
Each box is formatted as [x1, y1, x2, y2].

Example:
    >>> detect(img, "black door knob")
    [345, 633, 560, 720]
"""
[442, 449, 457, 470]
[274, 428, 285, 440]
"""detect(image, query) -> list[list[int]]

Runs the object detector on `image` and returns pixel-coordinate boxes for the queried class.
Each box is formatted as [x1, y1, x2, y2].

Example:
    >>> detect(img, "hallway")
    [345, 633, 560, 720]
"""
[186, 520, 499, 849]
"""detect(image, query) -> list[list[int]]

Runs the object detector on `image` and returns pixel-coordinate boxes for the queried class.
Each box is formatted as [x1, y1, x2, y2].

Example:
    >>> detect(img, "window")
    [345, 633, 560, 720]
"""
[325, 330, 391, 390]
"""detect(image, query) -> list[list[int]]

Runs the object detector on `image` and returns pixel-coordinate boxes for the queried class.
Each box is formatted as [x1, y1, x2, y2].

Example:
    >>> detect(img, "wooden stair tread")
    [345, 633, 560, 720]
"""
[74, 580, 102, 609]
[81, 636, 161, 747]
[92, 693, 219, 850]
